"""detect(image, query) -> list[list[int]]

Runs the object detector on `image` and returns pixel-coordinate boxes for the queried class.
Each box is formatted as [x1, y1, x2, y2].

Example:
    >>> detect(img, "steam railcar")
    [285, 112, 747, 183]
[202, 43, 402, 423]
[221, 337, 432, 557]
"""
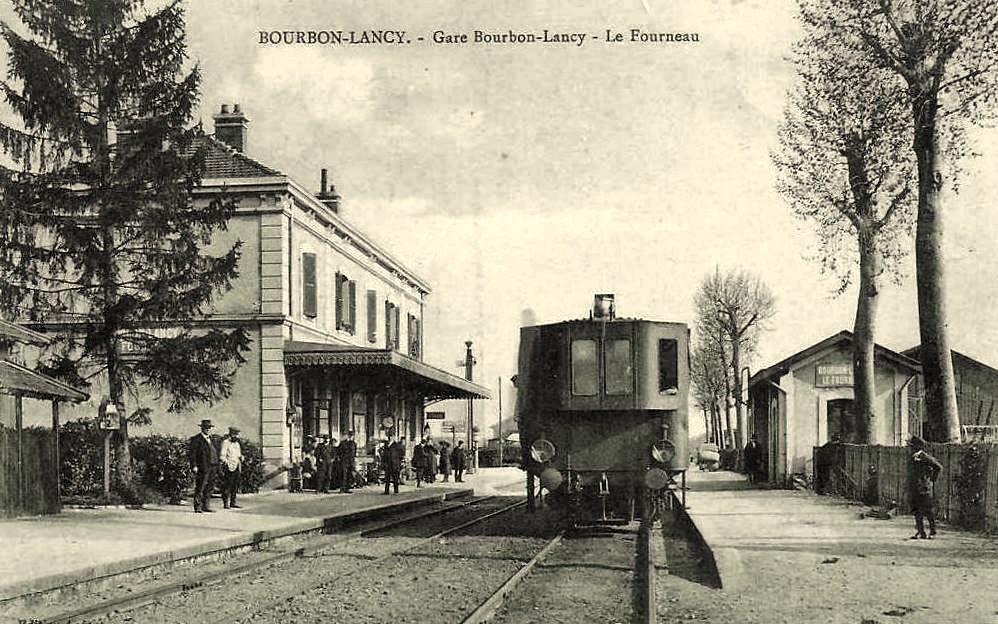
[516, 295, 689, 523]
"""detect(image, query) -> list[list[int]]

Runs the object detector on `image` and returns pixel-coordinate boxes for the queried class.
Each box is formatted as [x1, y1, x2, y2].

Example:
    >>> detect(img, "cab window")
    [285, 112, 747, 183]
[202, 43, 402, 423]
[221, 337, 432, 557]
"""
[659, 338, 679, 391]
[571, 339, 598, 396]
[605, 339, 633, 395]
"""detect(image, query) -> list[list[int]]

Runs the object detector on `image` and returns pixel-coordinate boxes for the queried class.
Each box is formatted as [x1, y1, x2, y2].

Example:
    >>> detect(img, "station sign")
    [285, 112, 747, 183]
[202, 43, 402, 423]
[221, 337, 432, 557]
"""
[425, 411, 446, 419]
[815, 364, 853, 387]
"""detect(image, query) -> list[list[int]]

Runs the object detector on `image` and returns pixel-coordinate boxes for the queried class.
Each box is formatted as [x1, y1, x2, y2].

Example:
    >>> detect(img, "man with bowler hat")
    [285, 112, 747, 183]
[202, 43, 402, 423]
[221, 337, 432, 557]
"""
[339, 430, 357, 493]
[219, 426, 243, 509]
[188, 419, 219, 512]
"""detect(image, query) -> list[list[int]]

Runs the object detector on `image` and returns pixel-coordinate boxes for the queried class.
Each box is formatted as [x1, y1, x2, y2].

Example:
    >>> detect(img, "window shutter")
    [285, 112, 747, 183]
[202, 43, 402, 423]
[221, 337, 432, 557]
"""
[367, 290, 377, 343]
[302, 253, 317, 318]
[348, 280, 357, 334]
[334, 272, 344, 329]
[393, 305, 401, 351]
[385, 301, 394, 349]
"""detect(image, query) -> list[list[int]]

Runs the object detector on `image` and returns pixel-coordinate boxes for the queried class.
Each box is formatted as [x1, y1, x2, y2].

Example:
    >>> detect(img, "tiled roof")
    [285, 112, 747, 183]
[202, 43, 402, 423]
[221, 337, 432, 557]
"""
[0, 359, 88, 401]
[196, 136, 282, 179]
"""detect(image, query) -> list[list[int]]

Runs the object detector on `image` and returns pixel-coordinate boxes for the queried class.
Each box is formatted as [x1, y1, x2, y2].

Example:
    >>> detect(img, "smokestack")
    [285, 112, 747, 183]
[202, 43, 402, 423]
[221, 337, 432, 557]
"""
[321, 168, 328, 196]
[213, 103, 249, 152]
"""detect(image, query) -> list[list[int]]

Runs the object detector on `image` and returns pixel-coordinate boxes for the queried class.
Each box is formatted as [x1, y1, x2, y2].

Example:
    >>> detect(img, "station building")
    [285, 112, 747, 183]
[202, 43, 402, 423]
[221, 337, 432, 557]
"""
[747, 331, 920, 484]
[24, 105, 489, 479]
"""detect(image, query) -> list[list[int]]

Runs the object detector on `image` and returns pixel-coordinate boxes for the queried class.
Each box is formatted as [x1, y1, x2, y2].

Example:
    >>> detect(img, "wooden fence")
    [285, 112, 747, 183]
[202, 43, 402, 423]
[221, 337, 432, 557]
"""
[817, 442, 998, 532]
[0, 426, 60, 518]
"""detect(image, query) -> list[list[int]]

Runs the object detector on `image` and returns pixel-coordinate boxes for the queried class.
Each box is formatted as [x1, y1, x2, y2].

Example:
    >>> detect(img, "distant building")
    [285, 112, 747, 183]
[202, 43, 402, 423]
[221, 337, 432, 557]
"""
[748, 331, 920, 484]
[24, 104, 489, 480]
[902, 346, 998, 442]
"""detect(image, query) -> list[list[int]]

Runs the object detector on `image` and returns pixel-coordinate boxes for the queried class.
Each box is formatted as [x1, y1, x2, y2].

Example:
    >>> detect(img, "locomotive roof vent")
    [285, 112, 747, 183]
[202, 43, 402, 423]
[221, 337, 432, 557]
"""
[592, 293, 615, 320]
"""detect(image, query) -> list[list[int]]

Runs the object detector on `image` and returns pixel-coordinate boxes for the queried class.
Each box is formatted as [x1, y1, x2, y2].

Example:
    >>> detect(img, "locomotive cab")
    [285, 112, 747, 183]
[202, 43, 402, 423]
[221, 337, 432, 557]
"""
[516, 295, 690, 524]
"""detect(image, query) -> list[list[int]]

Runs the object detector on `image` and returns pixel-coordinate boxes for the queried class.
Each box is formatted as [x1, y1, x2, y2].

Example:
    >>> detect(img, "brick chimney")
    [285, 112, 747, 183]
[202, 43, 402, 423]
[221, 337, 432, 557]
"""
[317, 168, 341, 214]
[213, 103, 249, 152]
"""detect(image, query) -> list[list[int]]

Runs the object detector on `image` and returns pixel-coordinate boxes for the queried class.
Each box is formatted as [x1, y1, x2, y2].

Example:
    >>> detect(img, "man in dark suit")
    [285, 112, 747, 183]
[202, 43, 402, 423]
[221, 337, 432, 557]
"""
[188, 419, 219, 513]
[383, 432, 403, 494]
[338, 430, 357, 493]
[451, 439, 467, 483]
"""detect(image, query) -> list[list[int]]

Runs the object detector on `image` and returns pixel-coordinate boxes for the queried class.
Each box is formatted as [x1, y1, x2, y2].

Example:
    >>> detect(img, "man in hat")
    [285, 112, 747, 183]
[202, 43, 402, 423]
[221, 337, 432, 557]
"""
[219, 426, 244, 509]
[316, 434, 334, 493]
[908, 435, 943, 539]
[451, 439, 467, 483]
[338, 430, 357, 493]
[382, 432, 404, 494]
[188, 419, 219, 513]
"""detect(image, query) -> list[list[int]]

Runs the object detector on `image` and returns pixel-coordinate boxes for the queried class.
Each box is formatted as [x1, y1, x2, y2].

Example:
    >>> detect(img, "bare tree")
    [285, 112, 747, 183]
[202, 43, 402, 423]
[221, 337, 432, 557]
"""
[691, 335, 728, 446]
[798, 0, 998, 442]
[694, 268, 776, 451]
[774, 34, 916, 443]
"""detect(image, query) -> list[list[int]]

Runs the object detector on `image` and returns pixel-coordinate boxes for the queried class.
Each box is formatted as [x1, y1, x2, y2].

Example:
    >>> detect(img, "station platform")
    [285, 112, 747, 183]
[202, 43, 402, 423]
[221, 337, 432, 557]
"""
[0, 467, 524, 606]
[679, 469, 998, 591]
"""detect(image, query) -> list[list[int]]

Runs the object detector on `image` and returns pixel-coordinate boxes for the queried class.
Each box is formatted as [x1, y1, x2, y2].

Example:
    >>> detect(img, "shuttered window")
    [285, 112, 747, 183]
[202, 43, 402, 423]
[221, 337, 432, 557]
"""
[347, 280, 357, 334]
[385, 301, 402, 350]
[335, 272, 344, 328]
[367, 290, 377, 343]
[408, 313, 421, 359]
[302, 253, 317, 318]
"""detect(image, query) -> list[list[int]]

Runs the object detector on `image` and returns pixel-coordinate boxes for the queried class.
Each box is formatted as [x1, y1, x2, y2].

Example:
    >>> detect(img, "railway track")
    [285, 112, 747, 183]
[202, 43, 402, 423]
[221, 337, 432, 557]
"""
[470, 520, 661, 624]
[35, 495, 508, 624]
[34, 497, 673, 624]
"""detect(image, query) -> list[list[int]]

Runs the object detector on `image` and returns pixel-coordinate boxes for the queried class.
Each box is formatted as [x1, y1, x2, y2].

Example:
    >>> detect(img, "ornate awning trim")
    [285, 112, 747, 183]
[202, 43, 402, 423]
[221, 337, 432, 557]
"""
[284, 342, 491, 400]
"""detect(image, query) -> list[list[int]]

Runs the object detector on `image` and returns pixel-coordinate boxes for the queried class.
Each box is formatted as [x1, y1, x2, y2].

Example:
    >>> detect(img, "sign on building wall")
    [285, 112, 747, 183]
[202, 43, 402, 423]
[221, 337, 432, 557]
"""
[815, 364, 853, 387]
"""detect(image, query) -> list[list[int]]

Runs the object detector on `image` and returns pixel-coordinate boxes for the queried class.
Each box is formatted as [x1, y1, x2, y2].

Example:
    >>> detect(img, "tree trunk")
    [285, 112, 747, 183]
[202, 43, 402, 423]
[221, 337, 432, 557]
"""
[911, 88, 961, 443]
[732, 340, 744, 453]
[853, 226, 880, 444]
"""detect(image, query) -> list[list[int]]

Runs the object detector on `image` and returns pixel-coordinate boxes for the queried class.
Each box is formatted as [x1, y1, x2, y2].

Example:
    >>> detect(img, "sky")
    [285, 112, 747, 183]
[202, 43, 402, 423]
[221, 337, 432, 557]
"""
[182, 0, 998, 436]
[6, 0, 998, 437]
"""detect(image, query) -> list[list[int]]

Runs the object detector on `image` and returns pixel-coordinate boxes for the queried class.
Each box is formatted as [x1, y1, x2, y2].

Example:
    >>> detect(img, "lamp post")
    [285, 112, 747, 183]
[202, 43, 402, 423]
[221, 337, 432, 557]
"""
[464, 340, 477, 474]
[99, 400, 119, 502]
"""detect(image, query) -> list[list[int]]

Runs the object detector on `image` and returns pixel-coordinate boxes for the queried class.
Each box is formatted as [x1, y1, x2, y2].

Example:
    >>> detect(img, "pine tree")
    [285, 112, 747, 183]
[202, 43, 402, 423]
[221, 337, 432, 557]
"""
[0, 0, 250, 496]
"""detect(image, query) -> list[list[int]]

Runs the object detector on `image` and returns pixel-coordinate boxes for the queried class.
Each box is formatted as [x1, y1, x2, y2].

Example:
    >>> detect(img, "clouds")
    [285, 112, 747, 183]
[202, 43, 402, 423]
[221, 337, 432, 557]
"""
[253, 49, 378, 125]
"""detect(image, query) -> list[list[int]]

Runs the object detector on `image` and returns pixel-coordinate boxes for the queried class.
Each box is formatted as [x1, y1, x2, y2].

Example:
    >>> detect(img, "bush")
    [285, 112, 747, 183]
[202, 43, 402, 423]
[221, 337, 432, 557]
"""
[954, 444, 986, 530]
[239, 438, 266, 493]
[59, 419, 108, 499]
[130, 434, 193, 504]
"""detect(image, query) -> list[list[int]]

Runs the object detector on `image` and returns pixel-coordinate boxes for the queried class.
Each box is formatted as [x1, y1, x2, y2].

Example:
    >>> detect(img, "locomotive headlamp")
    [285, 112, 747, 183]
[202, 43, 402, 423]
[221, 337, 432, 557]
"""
[530, 439, 556, 463]
[651, 439, 676, 465]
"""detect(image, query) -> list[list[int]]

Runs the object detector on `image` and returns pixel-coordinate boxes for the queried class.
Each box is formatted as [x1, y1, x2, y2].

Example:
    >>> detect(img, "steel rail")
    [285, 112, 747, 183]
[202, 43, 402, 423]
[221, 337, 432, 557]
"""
[236, 498, 527, 623]
[460, 530, 566, 624]
[38, 495, 497, 624]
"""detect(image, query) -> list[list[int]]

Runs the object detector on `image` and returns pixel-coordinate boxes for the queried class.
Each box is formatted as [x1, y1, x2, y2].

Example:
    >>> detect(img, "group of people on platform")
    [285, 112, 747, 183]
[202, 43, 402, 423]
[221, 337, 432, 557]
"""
[187, 419, 243, 513]
[187, 418, 472, 512]
[300, 430, 359, 494]
[407, 437, 467, 488]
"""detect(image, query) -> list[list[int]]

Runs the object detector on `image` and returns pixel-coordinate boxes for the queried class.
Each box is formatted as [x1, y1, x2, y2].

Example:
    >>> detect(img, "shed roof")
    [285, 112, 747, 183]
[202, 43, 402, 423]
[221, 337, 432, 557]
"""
[0, 359, 88, 402]
[750, 330, 920, 387]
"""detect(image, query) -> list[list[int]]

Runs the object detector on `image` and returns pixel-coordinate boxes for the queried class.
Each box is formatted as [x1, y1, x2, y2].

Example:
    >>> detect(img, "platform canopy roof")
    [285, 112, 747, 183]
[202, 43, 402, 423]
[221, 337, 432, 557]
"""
[284, 342, 491, 401]
[0, 359, 88, 402]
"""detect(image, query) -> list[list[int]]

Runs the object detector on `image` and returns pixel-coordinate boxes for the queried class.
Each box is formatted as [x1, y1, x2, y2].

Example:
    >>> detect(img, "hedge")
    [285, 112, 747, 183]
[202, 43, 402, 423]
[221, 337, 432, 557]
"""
[58, 420, 266, 505]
